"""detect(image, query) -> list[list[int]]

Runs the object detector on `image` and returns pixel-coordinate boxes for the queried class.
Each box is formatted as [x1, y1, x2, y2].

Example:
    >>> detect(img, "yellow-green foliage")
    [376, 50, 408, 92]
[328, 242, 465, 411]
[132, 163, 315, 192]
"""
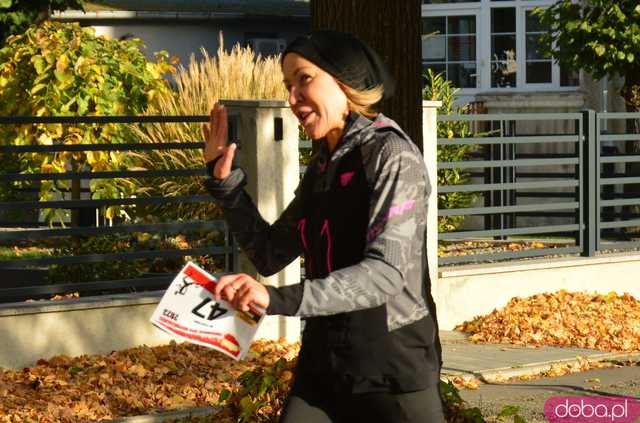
[533, 1, 640, 109]
[131, 34, 289, 221]
[0, 21, 174, 223]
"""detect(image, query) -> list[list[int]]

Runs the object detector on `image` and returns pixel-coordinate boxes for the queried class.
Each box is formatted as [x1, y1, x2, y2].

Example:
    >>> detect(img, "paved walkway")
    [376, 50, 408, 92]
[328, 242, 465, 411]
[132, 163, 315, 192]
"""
[441, 331, 640, 382]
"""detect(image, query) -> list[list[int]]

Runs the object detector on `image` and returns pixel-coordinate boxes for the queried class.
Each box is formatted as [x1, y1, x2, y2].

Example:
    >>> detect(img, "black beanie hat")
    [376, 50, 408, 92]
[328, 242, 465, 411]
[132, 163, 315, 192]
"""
[282, 30, 395, 100]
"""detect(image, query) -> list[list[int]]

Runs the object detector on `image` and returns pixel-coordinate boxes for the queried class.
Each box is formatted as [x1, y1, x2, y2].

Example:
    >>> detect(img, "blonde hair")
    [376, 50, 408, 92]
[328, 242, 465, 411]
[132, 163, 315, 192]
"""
[339, 83, 384, 118]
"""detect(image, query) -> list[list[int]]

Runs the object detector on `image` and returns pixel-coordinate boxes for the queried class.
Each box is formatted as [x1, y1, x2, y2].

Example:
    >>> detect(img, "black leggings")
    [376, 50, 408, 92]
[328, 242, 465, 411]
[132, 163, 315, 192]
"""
[279, 379, 445, 423]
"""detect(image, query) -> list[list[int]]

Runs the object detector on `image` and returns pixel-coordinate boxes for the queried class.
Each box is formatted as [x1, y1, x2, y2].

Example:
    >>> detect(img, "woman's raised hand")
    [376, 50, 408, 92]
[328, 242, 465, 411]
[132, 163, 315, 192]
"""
[202, 103, 237, 180]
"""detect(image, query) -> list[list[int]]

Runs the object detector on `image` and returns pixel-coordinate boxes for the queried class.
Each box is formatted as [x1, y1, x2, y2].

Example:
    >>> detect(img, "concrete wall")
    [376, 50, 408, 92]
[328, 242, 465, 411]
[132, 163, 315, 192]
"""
[0, 292, 297, 368]
[3, 252, 640, 368]
[0, 293, 170, 368]
[435, 252, 640, 330]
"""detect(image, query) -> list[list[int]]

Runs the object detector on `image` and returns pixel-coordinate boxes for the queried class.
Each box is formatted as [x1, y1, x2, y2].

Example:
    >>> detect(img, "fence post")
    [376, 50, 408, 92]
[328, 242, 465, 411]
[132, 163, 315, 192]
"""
[581, 109, 597, 257]
[422, 101, 442, 304]
[219, 99, 301, 342]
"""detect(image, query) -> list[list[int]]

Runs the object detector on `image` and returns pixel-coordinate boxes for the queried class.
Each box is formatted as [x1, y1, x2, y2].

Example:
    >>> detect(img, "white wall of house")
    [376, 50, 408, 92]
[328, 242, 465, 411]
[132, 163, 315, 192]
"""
[53, 16, 308, 68]
[421, 0, 625, 115]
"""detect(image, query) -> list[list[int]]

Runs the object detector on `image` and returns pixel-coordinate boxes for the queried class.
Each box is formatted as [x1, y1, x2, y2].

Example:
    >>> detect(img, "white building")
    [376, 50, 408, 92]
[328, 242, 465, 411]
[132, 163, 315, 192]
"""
[54, 0, 625, 117]
[52, 0, 310, 67]
[420, 0, 625, 118]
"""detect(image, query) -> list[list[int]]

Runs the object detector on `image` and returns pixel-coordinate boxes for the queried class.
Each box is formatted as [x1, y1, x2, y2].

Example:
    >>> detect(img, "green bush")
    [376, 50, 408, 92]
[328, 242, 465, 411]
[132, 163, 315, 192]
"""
[422, 69, 479, 232]
[0, 21, 174, 224]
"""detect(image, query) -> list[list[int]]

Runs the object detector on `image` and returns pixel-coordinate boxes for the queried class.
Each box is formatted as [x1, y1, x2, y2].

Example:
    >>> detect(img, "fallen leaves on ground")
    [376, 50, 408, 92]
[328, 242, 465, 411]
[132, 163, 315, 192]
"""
[0, 339, 300, 423]
[449, 376, 482, 390]
[24, 292, 81, 302]
[456, 290, 640, 352]
[491, 357, 638, 386]
[438, 240, 565, 258]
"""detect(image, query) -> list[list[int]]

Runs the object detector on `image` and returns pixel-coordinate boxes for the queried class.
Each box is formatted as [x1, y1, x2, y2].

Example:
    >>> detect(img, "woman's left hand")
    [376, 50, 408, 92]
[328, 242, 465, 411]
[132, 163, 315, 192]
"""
[213, 273, 270, 312]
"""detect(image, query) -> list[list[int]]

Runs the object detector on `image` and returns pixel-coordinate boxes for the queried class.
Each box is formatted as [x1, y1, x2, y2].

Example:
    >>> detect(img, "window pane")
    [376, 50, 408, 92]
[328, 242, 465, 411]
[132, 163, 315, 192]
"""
[422, 35, 446, 61]
[492, 34, 516, 60]
[525, 10, 547, 32]
[560, 67, 580, 86]
[448, 35, 476, 61]
[423, 17, 445, 35]
[491, 43, 517, 88]
[526, 62, 552, 83]
[526, 34, 547, 60]
[448, 16, 476, 34]
[491, 8, 516, 33]
[423, 14, 477, 90]
[448, 63, 477, 88]
[491, 67, 516, 87]
[491, 7, 516, 88]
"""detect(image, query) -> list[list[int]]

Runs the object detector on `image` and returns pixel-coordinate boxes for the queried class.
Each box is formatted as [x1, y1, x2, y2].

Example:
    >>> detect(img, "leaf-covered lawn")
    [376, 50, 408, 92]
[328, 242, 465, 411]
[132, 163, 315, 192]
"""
[3, 290, 639, 422]
[0, 340, 299, 423]
[456, 290, 640, 351]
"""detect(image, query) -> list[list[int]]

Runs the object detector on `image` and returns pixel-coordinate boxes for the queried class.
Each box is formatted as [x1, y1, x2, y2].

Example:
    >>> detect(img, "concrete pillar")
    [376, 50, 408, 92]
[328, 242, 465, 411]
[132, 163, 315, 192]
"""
[422, 101, 442, 310]
[219, 99, 301, 342]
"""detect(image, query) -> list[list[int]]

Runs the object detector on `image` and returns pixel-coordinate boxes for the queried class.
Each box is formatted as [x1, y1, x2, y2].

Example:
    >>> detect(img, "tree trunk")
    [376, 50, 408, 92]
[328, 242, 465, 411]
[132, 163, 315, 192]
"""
[310, 0, 424, 151]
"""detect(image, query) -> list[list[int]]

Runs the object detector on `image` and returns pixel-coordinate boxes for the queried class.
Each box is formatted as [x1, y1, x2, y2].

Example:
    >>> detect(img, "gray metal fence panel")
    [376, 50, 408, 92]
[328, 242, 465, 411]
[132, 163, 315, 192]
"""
[437, 110, 640, 265]
[437, 112, 585, 265]
[0, 115, 236, 302]
[596, 112, 640, 252]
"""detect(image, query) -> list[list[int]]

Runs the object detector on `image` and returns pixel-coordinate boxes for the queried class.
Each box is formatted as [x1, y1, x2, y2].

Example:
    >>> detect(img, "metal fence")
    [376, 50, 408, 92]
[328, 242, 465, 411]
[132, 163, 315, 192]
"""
[3, 111, 639, 300]
[0, 115, 237, 302]
[596, 112, 640, 253]
[437, 110, 640, 266]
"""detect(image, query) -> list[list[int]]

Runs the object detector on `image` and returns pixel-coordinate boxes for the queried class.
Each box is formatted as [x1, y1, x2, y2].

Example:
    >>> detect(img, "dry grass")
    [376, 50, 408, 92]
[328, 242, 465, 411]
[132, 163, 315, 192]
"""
[131, 33, 289, 220]
[169, 33, 288, 116]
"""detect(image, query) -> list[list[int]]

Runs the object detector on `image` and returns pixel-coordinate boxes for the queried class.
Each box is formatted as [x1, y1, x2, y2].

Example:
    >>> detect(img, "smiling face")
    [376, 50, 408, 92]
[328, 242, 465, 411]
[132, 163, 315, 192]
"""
[282, 53, 349, 150]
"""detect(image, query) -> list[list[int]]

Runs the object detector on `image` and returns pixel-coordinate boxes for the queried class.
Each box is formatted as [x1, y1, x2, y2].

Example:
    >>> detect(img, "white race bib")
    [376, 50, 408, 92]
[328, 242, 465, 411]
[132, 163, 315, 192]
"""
[150, 262, 265, 360]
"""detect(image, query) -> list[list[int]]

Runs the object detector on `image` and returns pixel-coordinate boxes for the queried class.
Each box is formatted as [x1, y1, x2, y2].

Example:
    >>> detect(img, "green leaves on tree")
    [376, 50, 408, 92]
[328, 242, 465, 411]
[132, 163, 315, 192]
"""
[0, 1, 86, 47]
[0, 21, 175, 225]
[533, 0, 640, 110]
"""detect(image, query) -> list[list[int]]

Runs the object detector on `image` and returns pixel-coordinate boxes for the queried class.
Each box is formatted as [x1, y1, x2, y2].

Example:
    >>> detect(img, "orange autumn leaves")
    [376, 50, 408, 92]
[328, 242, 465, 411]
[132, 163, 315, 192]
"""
[0, 339, 300, 423]
[456, 290, 640, 352]
[439, 240, 554, 258]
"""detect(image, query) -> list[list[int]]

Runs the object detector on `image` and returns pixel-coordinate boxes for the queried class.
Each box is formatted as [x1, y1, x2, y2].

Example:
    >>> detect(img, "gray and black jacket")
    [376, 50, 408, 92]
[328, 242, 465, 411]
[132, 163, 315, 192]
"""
[205, 112, 440, 393]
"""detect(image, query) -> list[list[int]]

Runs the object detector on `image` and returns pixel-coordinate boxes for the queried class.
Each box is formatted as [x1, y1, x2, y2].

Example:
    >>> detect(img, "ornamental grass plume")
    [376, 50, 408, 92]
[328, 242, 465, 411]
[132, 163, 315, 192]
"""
[131, 33, 288, 221]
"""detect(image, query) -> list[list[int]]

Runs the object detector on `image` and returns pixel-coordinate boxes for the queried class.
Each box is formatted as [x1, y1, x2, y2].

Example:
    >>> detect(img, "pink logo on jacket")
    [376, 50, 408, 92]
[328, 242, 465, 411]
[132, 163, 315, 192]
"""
[367, 199, 416, 241]
[340, 171, 355, 187]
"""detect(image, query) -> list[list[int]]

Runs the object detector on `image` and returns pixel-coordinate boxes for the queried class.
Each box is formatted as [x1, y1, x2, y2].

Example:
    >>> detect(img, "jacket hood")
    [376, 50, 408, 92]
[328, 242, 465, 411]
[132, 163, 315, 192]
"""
[326, 112, 410, 163]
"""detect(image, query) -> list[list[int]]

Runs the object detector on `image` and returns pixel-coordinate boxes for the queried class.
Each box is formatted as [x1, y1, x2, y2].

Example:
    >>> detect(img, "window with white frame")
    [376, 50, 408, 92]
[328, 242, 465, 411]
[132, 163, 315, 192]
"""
[421, 0, 580, 92]
[422, 15, 478, 88]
